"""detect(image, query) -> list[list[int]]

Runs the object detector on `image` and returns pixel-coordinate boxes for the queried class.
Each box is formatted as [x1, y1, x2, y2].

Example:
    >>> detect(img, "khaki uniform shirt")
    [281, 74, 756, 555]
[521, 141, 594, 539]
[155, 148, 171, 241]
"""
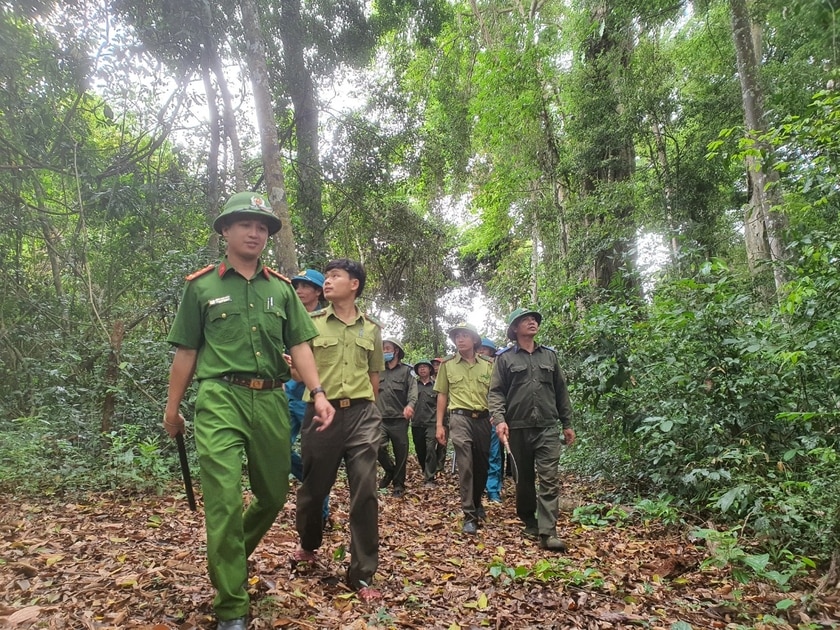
[166, 258, 317, 381]
[306, 304, 384, 401]
[488, 343, 573, 429]
[433, 353, 493, 411]
[377, 363, 418, 418]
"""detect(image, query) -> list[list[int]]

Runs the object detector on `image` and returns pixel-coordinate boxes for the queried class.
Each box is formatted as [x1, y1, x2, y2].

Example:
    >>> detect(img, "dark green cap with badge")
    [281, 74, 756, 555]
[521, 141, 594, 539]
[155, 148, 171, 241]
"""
[213, 191, 281, 236]
[506, 308, 542, 340]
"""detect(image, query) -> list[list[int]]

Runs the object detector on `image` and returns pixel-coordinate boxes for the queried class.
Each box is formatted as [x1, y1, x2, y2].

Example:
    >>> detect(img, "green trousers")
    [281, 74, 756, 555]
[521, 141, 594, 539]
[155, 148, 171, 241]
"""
[508, 425, 562, 536]
[194, 380, 291, 620]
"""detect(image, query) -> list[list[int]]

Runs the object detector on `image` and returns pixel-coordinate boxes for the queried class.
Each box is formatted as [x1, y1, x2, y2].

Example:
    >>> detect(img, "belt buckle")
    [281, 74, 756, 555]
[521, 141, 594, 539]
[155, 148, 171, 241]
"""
[471, 411, 479, 419]
[250, 378, 264, 390]
[339, 398, 351, 409]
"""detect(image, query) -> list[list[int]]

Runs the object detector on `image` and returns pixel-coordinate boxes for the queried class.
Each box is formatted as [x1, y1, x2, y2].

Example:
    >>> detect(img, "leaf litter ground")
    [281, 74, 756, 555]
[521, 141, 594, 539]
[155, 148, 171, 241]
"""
[1, 468, 838, 629]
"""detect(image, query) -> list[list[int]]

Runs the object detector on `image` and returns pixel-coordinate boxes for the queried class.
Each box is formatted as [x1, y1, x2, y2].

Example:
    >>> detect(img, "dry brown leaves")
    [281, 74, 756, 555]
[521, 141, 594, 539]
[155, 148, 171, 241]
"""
[1, 470, 837, 629]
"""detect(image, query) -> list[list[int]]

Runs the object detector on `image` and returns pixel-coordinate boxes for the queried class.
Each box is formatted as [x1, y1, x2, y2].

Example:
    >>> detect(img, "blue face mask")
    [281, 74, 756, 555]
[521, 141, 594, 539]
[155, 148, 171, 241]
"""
[384, 352, 395, 362]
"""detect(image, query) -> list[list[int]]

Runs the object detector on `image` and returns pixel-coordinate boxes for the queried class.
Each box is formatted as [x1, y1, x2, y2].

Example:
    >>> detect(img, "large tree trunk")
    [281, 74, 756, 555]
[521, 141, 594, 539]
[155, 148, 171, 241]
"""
[730, 0, 787, 296]
[581, 1, 637, 296]
[200, 62, 222, 254]
[240, 0, 298, 275]
[279, 0, 328, 268]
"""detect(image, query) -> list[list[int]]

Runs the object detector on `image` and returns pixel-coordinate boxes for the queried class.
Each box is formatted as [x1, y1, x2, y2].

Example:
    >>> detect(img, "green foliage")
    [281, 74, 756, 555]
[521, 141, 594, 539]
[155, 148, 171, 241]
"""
[488, 556, 604, 588]
[692, 528, 815, 590]
[0, 416, 182, 495]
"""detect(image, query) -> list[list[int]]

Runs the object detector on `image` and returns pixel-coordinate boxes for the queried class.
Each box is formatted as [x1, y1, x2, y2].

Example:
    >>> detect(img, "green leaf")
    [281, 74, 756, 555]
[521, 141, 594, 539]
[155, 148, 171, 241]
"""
[670, 622, 694, 630]
[775, 598, 796, 610]
[742, 553, 769, 573]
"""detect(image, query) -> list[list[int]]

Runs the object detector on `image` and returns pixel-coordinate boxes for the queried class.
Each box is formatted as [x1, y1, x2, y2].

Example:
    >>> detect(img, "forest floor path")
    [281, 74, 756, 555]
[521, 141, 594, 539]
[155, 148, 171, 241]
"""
[1, 470, 838, 629]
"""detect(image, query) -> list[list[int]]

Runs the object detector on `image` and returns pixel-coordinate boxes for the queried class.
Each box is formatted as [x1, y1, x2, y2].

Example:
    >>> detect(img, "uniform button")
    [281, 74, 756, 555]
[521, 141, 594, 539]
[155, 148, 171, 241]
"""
[249, 303, 254, 308]
[251, 326, 257, 332]
[256, 352, 261, 357]
[221, 313, 227, 319]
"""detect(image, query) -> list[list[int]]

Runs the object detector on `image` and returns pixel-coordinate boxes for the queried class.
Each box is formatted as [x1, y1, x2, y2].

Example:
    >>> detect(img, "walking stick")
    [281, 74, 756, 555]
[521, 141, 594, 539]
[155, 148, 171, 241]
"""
[176, 433, 197, 511]
[500, 434, 519, 483]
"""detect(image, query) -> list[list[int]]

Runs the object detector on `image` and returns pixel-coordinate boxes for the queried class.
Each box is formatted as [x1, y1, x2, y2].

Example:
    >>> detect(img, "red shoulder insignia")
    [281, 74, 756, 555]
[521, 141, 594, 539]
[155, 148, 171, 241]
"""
[185, 264, 215, 281]
[264, 267, 292, 283]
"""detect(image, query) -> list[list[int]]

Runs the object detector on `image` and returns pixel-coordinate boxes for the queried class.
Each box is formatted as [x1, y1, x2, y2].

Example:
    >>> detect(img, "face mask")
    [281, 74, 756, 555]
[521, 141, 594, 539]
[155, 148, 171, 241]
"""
[383, 352, 395, 362]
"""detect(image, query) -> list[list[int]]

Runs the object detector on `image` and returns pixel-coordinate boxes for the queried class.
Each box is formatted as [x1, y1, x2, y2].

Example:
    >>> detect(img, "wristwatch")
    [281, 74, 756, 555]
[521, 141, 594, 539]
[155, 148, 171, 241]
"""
[311, 386, 326, 397]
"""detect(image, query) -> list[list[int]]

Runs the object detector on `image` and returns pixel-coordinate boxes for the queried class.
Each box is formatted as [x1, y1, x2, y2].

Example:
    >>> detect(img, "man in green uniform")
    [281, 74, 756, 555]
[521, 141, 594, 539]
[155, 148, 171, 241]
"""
[377, 338, 417, 497]
[435, 322, 494, 535]
[488, 308, 576, 552]
[410, 359, 438, 487]
[293, 258, 385, 601]
[163, 192, 334, 630]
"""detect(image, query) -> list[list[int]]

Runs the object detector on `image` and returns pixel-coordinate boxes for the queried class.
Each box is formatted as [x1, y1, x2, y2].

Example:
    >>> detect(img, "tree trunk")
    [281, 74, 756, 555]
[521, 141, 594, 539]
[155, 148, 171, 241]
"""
[101, 320, 124, 434]
[729, 0, 787, 295]
[200, 62, 222, 254]
[279, 0, 328, 268]
[240, 0, 298, 275]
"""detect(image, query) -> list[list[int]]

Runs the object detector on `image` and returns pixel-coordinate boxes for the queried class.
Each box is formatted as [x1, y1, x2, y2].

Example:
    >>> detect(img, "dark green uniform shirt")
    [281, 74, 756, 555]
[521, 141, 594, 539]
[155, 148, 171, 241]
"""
[166, 258, 318, 381]
[412, 380, 437, 427]
[433, 353, 493, 411]
[306, 304, 384, 401]
[377, 363, 418, 418]
[487, 344, 573, 429]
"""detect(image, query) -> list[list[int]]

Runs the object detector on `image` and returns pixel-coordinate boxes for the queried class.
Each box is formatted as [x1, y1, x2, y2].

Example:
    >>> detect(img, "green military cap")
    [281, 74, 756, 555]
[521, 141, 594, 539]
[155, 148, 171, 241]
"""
[447, 321, 482, 348]
[213, 191, 281, 236]
[414, 358, 434, 372]
[506, 308, 542, 340]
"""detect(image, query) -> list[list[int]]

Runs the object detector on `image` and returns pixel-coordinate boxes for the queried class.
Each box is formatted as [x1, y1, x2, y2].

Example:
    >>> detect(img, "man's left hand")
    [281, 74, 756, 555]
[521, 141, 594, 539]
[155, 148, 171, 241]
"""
[403, 405, 414, 421]
[312, 397, 336, 431]
[563, 427, 576, 446]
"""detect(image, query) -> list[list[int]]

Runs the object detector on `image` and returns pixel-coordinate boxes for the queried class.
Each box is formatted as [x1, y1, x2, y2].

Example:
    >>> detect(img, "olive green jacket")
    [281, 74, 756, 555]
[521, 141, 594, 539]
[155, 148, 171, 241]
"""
[488, 344, 573, 429]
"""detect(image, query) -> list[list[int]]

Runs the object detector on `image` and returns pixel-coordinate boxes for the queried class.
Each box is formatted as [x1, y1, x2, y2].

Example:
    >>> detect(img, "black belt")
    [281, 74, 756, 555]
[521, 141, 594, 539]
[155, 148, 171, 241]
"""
[327, 398, 370, 409]
[219, 374, 285, 390]
[451, 408, 490, 420]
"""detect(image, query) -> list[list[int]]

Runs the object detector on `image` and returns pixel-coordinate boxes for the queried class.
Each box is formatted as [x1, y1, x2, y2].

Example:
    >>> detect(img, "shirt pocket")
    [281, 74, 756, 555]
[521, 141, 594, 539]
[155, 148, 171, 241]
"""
[353, 336, 375, 369]
[538, 362, 556, 382]
[313, 335, 341, 365]
[263, 302, 287, 340]
[206, 303, 243, 344]
[508, 363, 528, 386]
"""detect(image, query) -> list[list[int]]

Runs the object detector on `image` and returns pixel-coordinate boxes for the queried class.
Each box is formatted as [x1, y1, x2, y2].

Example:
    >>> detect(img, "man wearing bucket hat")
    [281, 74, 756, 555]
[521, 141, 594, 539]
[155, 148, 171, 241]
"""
[478, 337, 503, 504]
[488, 308, 576, 552]
[376, 338, 417, 497]
[285, 269, 331, 526]
[434, 322, 494, 535]
[163, 191, 334, 629]
[411, 359, 439, 486]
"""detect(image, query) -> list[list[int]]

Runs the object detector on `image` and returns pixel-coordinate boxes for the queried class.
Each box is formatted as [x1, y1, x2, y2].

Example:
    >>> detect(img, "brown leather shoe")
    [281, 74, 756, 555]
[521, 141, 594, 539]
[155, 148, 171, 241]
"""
[539, 535, 567, 552]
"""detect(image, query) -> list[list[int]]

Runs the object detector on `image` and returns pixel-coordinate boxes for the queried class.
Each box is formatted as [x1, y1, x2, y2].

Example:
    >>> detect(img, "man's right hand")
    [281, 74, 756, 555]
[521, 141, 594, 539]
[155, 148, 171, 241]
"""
[435, 424, 447, 446]
[163, 411, 185, 438]
[495, 421, 509, 444]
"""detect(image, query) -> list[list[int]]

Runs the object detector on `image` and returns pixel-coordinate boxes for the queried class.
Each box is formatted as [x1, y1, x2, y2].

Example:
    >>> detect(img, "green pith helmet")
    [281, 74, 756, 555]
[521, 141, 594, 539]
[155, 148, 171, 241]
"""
[506, 308, 542, 340]
[213, 192, 281, 235]
[414, 359, 434, 373]
[447, 321, 482, 348]
[382, 338, 405, 360]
